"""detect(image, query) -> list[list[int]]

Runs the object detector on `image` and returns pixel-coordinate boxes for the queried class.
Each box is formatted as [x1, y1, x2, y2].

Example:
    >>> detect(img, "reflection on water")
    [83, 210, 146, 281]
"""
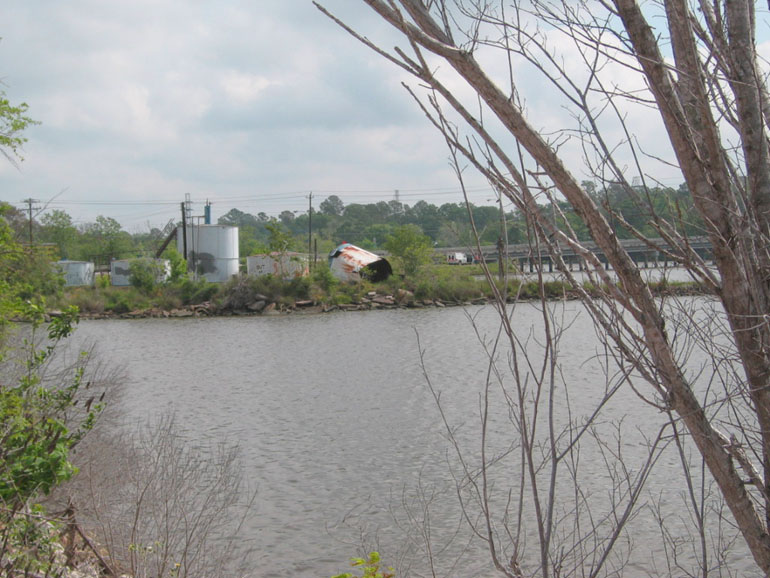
[71, 300, 755, 577]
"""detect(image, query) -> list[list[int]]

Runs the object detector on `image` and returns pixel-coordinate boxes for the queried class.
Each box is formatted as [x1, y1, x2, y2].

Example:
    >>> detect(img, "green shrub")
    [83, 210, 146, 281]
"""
[0, 305, 102, 577]
[63, 287, 105, 314]
[0, 306, 99, 504]
[178, 278, 219, 305]
[129, 259, 169, 294]
[311, 264, 339, 293]
[164, 247, 188, 283]
[103, 287, 147, 313]
[332, 552, 394, 578]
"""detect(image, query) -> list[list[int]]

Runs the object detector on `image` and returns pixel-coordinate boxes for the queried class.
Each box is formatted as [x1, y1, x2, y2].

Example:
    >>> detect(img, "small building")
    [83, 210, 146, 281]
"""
[54, 260, 95, 286]
[110, 258, 170, 286]
[328, 243, 392, 282]
[247, 252, 309, 279]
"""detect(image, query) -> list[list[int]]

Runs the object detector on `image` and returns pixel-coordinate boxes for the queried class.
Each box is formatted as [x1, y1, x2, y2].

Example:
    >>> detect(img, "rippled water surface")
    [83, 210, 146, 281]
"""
[71, 301, 756, 577]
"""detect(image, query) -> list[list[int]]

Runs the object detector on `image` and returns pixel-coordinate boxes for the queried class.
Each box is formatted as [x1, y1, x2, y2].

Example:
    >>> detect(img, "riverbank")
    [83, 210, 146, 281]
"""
[61, 277, 710, 321]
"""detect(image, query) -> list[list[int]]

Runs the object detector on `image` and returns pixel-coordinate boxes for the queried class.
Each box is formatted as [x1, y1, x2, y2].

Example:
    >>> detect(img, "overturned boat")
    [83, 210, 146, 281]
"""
[328, 243, 392, 282]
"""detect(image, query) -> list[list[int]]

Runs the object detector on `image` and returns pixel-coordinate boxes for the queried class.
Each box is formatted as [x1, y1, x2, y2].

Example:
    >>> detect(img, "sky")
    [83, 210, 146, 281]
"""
[0, 1, 500, 232]
[0, 1, 725, 233]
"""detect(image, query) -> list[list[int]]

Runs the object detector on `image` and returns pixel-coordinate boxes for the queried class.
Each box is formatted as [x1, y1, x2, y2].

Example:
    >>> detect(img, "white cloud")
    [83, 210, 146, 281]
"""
[221, 71, 277, 105]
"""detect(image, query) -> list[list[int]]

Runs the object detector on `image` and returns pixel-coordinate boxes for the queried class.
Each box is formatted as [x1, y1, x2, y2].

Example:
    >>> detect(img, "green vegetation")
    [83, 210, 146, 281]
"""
[384, 224, 434, 276]
[332, 551, 394, 578]
[0, 90, 39, 164]
[0, 306, 96, 503]
[0, 202, 102, 576]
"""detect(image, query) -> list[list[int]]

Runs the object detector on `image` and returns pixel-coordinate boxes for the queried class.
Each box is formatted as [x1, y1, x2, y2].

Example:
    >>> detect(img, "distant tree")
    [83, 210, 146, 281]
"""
[320, 195, 345, 216]
[406, 200, 441, 240]
[387, 200, 406, 220]
[279, 210, 296, 226]
[265, 219, 293, 254]
[40, 210, 78, 259]
[2, 203, 28, 240]
[361, 223, 396, 249]
[384, 224, 434, 276]
[218, 208, 258, 228]
[80, 216, 131, 263]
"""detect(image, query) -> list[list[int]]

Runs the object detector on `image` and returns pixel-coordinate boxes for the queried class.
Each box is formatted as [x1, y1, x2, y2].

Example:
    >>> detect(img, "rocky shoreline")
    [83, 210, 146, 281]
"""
[65, 281, 710, 321]
[74, 289, 487, 320]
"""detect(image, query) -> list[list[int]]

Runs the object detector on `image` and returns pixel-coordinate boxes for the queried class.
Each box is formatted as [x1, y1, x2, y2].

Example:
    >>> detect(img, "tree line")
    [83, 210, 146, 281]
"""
[6, 181, 704, 266]
[4, 182, 699, 268]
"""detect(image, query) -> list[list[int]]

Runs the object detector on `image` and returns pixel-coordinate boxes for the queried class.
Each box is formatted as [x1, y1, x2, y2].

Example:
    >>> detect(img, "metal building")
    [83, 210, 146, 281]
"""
[110, 258, 170, 286]
[247, 253, 309, 279]
[54, 260, 95, 286]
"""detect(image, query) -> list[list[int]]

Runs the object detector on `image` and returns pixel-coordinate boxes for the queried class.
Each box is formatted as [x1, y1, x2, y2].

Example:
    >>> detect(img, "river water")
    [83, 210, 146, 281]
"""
[70, 300, 757, 577]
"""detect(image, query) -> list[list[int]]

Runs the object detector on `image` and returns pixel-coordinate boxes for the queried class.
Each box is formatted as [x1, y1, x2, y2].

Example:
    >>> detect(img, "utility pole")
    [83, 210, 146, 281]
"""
[308, 192, 313, 270]
[22, 198, 39, 243]
[180, 202, 188, 267]
[497, 193, 508, 285]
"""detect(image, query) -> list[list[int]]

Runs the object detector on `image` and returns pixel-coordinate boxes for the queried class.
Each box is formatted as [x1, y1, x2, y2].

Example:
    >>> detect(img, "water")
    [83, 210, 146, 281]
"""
[69, 301, 757, 577]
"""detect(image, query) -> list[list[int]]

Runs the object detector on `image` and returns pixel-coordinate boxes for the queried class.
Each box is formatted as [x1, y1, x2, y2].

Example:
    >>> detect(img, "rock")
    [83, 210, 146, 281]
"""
[396, 289, 414, 303]
[435, 300, 445, 308]
[169, 309, 194, 317]
[262, 302, 278, 315]
[247, 300, 267, 312]
[372, 295, 395, 305]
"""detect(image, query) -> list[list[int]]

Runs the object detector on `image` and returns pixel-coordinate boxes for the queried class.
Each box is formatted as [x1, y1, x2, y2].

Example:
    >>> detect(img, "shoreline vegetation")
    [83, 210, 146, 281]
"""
[50, 264, 711, 321]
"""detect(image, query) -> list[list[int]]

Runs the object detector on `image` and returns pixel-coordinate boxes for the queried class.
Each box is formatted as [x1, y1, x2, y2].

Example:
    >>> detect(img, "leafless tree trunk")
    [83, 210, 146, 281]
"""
[318, 0, 770, 574]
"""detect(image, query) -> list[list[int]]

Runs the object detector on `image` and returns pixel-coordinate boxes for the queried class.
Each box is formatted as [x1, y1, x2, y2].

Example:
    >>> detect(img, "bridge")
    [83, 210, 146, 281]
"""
[435, 236, 713, 272]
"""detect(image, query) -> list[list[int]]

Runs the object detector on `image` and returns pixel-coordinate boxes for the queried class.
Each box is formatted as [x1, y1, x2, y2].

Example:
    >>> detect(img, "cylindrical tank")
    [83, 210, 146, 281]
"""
[55, 260, 95, 286]
[177, 225, 239, 283]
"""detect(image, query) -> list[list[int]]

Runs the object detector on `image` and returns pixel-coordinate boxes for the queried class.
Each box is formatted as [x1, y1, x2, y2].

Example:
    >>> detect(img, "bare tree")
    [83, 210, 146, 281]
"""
[63, 414, 256, 578]
[317, 0, 770, 575]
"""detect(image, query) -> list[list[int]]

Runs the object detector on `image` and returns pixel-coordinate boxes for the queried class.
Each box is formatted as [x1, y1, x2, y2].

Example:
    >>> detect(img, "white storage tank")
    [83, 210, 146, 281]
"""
[177, 224, 239, 283]
[54, 260, 95, 286]
[110, 258, 171, 286]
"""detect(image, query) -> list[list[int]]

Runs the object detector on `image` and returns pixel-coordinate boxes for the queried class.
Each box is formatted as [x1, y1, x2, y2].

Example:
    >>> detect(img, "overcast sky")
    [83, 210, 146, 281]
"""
[2, 1, 732, 233]
[1, 1, 504, 231]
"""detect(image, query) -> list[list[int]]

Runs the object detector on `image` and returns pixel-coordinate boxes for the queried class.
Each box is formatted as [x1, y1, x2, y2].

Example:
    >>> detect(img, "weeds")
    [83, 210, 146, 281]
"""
[332, 551, 395, 578]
